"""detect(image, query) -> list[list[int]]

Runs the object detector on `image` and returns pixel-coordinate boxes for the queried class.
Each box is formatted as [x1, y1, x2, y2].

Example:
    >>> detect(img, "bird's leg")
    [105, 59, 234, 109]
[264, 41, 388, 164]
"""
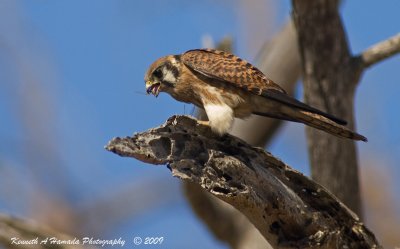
[197, 120, 210, 126]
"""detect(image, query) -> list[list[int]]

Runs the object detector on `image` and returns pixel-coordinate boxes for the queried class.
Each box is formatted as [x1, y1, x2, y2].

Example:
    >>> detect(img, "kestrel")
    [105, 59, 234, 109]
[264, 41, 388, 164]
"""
[144, 49, 367, 142]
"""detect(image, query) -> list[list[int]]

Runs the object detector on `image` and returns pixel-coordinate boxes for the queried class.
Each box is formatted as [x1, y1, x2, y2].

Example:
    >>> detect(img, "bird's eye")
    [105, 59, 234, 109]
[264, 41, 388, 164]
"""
[153, 67, 163, 79]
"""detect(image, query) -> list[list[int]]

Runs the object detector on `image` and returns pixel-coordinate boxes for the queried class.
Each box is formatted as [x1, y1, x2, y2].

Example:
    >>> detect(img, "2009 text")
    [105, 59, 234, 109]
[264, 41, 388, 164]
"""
[144, 237, 163, 245]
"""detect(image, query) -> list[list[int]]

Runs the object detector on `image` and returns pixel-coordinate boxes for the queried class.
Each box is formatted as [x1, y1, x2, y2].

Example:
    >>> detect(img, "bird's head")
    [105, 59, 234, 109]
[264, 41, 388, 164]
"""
[144, 55, 181, 97]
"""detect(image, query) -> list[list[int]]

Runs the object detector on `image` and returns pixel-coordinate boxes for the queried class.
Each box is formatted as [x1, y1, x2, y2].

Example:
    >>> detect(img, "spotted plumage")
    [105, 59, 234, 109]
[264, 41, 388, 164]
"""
[144, 49, 367, 141]
[182, 49, 286, 94]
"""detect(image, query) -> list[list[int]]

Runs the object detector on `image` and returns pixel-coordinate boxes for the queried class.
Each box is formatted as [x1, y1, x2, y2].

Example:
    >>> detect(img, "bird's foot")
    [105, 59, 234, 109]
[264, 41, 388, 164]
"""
[197, 120, 210, 126]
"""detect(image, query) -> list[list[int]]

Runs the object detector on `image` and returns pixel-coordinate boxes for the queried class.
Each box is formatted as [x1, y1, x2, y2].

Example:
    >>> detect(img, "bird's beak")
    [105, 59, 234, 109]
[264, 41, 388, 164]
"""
[145, 81, 161, 97]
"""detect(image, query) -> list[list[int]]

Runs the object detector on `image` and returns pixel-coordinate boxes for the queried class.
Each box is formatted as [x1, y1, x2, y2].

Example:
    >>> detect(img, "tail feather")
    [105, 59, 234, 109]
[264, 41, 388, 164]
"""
[279, 106, 367, 142]
[252, 93, 367, 142]
[262, 90, 348, 125]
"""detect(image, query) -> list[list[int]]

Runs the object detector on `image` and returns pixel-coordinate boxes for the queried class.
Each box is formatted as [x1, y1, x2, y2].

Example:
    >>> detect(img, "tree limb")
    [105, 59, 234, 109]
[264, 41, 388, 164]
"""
[357, 33, 400, 69]
[106, 115, 381, 249]
[183, 183, 267, 249]
[0, 214, 95, 249]
[292, 0, 363, 216]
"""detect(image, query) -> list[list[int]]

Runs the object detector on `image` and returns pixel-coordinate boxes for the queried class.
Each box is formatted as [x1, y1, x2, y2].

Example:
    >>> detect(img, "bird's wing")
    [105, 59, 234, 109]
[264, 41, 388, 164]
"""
[181, 49, 347, 125]
[181, 48, 287, 94]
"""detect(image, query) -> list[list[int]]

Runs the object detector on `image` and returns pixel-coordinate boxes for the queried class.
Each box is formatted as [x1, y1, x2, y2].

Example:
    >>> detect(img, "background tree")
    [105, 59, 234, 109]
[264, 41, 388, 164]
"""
[0, 1, 399, 248]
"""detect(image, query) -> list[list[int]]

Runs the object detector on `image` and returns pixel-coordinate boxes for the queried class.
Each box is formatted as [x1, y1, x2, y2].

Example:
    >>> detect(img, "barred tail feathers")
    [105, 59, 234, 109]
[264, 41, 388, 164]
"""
[279, 105, 367, 142]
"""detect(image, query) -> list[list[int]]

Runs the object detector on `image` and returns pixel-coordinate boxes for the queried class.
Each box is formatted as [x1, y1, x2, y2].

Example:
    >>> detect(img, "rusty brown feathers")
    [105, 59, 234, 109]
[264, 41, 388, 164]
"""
[181, 49, 286, 94]
[144, 49, 367, 141]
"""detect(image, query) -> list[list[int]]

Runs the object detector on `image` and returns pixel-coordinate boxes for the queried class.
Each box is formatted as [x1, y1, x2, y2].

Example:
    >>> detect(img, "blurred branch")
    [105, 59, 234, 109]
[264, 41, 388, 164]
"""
[0, 214, 95, 249]
[183, 184, 265, 249]
[361, 162, 400, 248]
[230, 21, 301, 146]
[357, 33, 400, 69]
[76, 179, 181, 236]
[106, 115, 381, 248]
[184, 181, 269, 249]
[216, 37, 233, 53]
[0, 3, 74, 235]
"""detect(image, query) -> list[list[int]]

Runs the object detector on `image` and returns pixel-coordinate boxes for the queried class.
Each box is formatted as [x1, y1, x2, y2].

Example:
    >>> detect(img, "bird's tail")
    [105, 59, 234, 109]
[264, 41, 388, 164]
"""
[253, 105, 367, 142]
[278, 105, 367, 142]
[253, 90, 367, 141]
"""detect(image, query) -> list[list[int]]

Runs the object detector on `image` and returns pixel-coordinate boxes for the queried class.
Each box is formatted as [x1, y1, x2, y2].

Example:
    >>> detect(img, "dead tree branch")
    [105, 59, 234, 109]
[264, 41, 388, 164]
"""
[106, 115, 381, 249]
[292, 1, 400, 218]
[357, 33, 400, 69]
[292, 0, 362, 216]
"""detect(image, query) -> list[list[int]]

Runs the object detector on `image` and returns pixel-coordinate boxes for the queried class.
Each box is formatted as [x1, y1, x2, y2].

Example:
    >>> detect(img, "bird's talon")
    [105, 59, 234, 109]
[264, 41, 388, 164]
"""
[197, 120, 210, 126]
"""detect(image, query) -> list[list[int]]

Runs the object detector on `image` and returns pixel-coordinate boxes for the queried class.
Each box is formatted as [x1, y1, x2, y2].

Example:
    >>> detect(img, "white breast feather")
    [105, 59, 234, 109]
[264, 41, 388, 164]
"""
[204, 104, 234, 135]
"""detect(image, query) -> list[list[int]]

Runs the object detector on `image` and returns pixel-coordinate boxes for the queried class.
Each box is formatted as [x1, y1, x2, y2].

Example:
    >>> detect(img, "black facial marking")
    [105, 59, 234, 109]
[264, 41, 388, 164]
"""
[163, 81, 174, 88]
[152, 57, 181, 86]
[164, 61, 180, 79]
[171, 65, 180, 79]
[153, 67, 163, 79]
[173, 55, 181, 62]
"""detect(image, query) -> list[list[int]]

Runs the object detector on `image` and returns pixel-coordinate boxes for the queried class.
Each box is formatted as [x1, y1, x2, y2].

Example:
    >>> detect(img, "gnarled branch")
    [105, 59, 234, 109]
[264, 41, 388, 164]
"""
[106, 115, 381, 249]
[357, 33, 400, 69]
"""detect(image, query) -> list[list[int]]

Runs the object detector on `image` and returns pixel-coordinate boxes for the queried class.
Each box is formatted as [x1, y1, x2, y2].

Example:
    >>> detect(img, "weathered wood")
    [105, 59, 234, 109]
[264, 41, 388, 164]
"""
[106, 115, 381, 249]
[292, 0, 363, 215]
[357, 33, 400, 69]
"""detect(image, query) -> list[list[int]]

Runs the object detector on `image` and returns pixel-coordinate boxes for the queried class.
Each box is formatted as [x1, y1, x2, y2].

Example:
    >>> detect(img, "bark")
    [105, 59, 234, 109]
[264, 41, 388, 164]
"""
[292, 1, 400, 217]
[292, 0, 362, 215]
[106, 115, 381, 249]
[356, 33, 400, 69]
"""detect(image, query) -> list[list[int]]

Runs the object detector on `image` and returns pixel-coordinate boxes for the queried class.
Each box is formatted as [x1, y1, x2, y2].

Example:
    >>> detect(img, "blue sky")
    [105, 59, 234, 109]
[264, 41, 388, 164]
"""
[0, 1, 399, 248]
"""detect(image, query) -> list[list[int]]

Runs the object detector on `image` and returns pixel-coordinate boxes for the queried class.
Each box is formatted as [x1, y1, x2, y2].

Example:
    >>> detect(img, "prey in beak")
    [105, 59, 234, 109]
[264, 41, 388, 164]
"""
[146, 81, 161, 97]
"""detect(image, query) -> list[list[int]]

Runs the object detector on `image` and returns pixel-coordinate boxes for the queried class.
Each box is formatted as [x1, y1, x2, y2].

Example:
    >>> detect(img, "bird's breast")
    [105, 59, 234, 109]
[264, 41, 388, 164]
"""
[167, 65, 253, 118]
[198, 83, 253, 118]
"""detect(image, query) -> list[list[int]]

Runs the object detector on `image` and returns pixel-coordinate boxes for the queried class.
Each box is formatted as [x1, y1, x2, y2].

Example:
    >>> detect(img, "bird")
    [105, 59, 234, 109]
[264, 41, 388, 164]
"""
[144, 49, 367, 142]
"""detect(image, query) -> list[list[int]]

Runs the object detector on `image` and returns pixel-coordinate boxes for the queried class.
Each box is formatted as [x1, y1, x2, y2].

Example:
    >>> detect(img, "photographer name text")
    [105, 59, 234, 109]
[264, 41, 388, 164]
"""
[11, 237, 126, 247]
